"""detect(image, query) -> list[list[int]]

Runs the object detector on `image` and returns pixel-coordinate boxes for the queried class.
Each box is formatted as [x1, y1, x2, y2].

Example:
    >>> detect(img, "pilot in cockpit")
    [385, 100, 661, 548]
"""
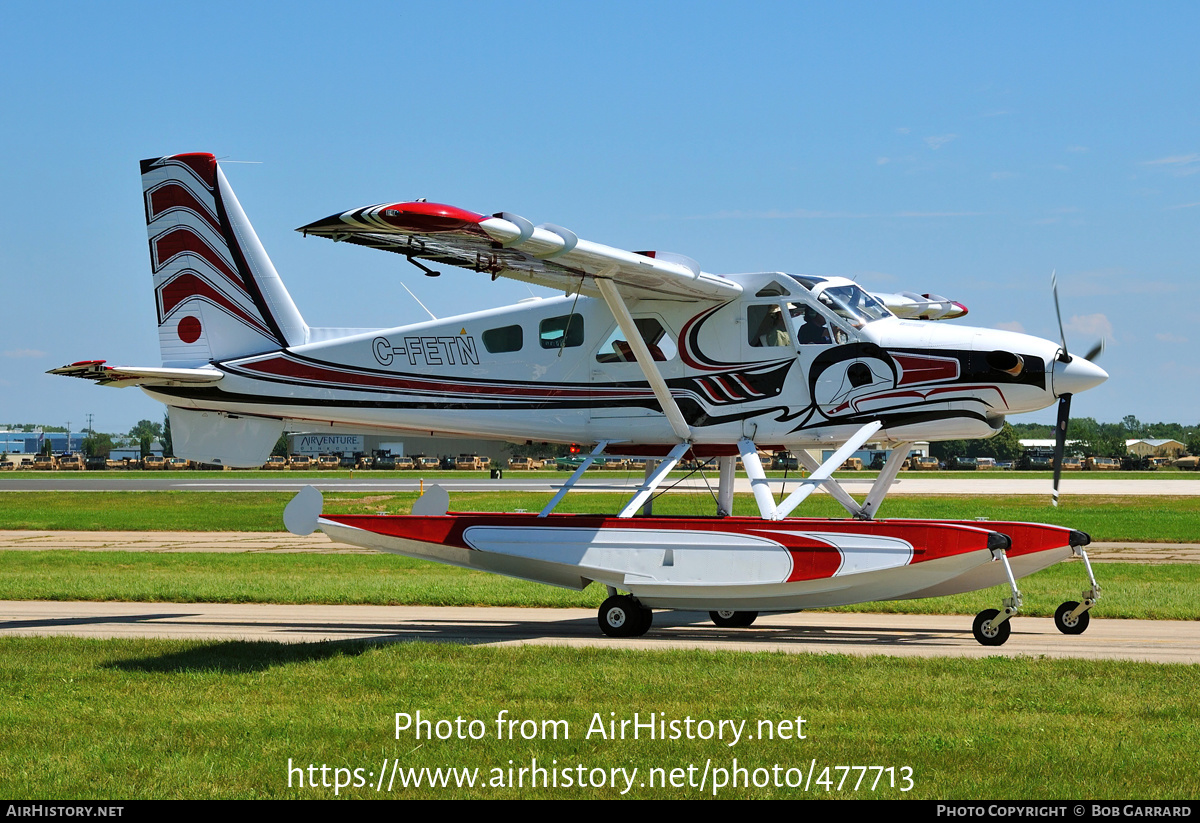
[797, 306, 832, 345]
[755, 306, 791, 347]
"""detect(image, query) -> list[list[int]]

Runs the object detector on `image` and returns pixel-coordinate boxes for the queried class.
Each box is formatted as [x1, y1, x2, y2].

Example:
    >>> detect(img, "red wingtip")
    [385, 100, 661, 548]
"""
[378, 202, 485, 232]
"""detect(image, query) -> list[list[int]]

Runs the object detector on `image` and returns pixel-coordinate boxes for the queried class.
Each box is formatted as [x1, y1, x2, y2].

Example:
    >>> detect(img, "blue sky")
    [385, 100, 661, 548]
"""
[2, 1, 1197, 436]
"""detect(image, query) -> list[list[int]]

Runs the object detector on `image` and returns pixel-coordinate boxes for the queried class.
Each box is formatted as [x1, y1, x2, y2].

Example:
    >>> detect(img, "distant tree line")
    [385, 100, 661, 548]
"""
[929, 416, 1200, 463]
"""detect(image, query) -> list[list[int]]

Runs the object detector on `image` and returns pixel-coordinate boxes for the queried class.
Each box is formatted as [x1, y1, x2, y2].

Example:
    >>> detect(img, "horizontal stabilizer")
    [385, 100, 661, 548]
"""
[47, 360, 223, 388]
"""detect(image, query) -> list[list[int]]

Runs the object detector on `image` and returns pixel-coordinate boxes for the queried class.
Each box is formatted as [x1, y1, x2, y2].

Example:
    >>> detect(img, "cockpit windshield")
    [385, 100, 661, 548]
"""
[818, 285, 891, 325]
[787, 275, 892, 326]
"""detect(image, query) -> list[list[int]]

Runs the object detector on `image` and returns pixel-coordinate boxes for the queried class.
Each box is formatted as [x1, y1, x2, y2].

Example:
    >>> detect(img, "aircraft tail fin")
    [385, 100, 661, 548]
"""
[141, 153, 309, 367]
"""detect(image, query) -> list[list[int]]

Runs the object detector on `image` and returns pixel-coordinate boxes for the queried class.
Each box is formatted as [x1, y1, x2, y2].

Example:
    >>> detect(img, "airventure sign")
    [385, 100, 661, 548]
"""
[295, 435, 365, 455]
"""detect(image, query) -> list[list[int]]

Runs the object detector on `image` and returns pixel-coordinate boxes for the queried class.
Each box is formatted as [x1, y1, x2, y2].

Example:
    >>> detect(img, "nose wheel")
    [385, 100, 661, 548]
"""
[1052, 540, 1100, 635]
[971, 545, 1021, 646]
[598, 594, 653, 637]
[1054, 600, 1092, 635]
[972, 608, 1012, 646]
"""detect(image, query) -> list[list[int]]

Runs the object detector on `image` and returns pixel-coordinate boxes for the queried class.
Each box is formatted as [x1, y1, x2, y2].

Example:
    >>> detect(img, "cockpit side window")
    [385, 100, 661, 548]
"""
[791, 302, 833, 345]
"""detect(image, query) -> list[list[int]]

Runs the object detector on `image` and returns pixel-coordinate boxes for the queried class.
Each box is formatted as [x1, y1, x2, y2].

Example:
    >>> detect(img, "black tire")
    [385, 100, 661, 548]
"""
[972, 608, 1011, 646]
[1054, 601, 1090, 635]
[598, 595, 652, 638]
[709, 610, 759, 628]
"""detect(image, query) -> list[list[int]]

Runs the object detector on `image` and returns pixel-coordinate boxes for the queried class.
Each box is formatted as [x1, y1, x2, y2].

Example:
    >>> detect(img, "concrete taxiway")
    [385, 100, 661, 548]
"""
[1, 600, 1195, 663]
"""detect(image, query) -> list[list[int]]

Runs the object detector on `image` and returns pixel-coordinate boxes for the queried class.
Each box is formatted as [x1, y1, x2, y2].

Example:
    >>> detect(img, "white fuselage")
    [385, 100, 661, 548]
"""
[145, 271, 1098, 449]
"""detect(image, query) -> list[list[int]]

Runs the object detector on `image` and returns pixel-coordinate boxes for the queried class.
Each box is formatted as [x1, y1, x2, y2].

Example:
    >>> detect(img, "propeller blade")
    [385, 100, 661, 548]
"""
[1052, 393, 1072, 507]
[1083, 338, 1105, 363]
[1051, 269, 1069, 361]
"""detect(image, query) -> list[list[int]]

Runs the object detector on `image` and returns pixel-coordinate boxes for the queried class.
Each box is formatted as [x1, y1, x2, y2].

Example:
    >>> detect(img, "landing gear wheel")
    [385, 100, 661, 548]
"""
[972, 608, 1011, 646]
[709, 610, 758, 628]
[598, 595, 652, 638]
[1054, 601, 1090, 635]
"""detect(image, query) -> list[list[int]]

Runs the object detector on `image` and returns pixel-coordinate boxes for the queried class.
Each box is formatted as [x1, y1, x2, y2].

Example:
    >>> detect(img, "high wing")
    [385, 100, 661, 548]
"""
[48, 360, 223, 388]
[297, 202, 742, 303]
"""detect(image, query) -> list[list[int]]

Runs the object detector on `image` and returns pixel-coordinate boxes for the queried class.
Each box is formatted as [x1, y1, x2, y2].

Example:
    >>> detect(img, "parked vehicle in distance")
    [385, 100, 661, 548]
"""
[909, 455, 940, 470]
[317, 454, 340, 470]
[168, 457, 191, 470]
[419, 457, 441, 470]
[32, 454, 58, 470]
[1054, 456, 1082, 471]
[142, 455, 167, 470]
[507, 456, 542, 470]
[59, 453, 86, 470]
[1174, 456, 1200, 471]
[840, 457, 863, 471]
[289, 454, 313, 470]
[263, 455, 289, 470]
[394, 456, 415, 470]
[455, 454, 483, 470]
[1083, 456, 1119, 471]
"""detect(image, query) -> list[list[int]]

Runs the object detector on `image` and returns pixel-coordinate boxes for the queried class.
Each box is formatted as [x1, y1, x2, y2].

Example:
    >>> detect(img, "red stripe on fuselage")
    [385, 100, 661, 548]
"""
[238, 355, 659, 400]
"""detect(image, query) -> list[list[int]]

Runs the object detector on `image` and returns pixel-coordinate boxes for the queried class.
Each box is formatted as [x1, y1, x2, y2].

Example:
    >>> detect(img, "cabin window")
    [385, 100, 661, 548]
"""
[748, 304, 792, 347]
[482, 324, 523, 353]
[596, 317, 677, 363]
[539, 313, 585, 350]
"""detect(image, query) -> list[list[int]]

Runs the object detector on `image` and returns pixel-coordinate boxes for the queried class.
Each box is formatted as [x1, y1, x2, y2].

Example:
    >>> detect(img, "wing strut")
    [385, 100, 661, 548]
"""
[595, 277, 692, 443]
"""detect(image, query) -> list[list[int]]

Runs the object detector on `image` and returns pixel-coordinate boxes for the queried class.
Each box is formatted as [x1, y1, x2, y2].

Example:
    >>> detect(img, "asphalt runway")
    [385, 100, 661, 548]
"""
[1, 601, 1194, 663]
[4, 475, 1200, 495]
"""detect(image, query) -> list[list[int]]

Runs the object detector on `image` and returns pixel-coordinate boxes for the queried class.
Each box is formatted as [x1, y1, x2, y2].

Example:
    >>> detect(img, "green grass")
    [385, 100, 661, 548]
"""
[3, 468, 1199, 481]
[0, 638, 1195, 799]
[2, 490, 1197, 542]
[0, 552, 1195, 619]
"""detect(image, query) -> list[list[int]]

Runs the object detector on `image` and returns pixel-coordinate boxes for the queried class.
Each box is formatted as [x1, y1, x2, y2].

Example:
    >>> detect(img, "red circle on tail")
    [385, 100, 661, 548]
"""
[178, 315, 202, 343]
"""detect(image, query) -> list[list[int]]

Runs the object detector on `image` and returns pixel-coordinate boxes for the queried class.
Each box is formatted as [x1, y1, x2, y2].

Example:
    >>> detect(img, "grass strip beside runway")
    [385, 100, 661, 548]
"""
[0, 637, 1195, 799]
[2, 491, 1199, 542]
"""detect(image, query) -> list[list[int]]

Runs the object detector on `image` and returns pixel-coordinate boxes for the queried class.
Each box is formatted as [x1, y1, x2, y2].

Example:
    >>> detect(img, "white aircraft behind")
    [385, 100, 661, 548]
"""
[52, 153, 1109, 645]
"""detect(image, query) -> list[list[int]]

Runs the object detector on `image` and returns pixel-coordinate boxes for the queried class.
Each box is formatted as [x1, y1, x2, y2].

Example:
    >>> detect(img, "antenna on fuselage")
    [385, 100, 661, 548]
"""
[398, 280, 438, 321]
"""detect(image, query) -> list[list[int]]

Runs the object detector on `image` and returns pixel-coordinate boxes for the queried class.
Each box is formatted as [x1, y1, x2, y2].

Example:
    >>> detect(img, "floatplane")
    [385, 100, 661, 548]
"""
[52, 153, 1109, 644]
